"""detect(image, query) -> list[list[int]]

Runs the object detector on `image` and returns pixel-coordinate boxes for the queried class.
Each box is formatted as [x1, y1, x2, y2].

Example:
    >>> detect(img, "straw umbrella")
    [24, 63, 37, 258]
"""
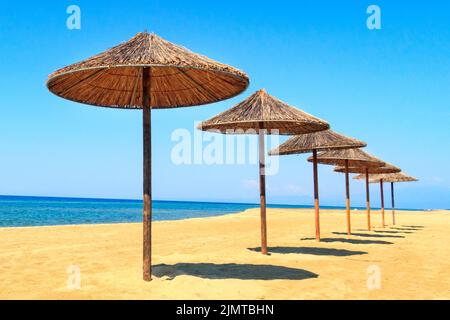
[268, 130, 366, 241]
[354, 172, 418, 225]
[337, 163, 401, 228]
[198, 89, 329, 254]
[47, 32, 249, 281]
[307, 149, 384, 233]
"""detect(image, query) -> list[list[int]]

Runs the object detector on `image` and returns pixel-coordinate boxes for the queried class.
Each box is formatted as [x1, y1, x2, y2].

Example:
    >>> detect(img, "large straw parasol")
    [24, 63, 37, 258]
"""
[339, 163, 401, 228]
[268, 130, 366, 241]
[307, 149, 384, 233]
[47, 32, 250, 281]
[354, 172, 418, 225]
[198, 89, 329, 254]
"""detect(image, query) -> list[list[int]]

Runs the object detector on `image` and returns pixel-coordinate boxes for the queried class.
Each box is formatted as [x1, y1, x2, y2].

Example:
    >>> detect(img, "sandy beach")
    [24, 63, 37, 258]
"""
[0, 208, 449, 300]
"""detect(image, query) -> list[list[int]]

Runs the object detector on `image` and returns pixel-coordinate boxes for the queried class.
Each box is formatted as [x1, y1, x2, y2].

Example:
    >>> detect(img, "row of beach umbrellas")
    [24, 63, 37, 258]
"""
[46, 32, 417, 282]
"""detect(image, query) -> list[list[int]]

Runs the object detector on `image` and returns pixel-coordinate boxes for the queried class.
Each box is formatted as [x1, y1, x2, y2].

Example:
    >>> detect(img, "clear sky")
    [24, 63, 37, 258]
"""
[0, 1, 449, 209]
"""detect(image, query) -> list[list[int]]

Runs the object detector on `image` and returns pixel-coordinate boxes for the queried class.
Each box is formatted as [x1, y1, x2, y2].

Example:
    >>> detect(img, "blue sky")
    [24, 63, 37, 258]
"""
[0, 1, 449, 209]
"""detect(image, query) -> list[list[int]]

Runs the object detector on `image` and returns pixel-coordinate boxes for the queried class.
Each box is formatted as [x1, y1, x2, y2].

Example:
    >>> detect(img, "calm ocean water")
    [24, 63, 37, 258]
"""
[0, 196, 307, 228]
[0, 196, 421, 228]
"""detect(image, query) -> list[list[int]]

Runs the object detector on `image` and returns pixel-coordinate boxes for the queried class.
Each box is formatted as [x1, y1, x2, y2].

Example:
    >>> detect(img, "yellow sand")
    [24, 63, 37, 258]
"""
[0, 208, 449, 300]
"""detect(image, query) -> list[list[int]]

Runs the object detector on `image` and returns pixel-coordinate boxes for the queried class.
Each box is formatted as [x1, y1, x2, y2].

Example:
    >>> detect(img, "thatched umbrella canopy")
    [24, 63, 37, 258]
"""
[269, 130, 366, 156]
[308, 149, 385, 168]
[47, 32, 249, 282]
[343, 163, 401, 228]
[307, 149, 384, 233]
[335, 163, 401, 175]
[268, 130, 366, 241]
[48, 32, 249, 108]
[354, 172, 418, 225]
[198, 89, 330, 254]
[360, 172, 418, 183]
[199, 89, 329, 134]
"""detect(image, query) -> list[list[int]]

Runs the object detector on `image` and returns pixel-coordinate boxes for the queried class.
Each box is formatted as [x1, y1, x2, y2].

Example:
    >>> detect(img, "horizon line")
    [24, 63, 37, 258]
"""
[0, 194, 434, 211]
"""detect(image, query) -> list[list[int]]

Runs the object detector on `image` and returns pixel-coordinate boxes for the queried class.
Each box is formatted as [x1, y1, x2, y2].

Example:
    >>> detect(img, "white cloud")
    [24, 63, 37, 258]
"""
[242, 179, 275, 192]
[242, 180, 308, 195]
[284, 183, 308, 196]
[242, 179, 259, 190]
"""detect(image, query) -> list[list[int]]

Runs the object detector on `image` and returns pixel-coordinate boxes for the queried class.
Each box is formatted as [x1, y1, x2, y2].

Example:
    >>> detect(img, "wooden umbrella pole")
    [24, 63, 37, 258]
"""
[143, 67, 152, 281]
[365, 168, 371, 231]
[345, 159, 351, 235]
[391, 182, 396, 225]
[312, 150, 320, 241]
[380, 179, 385, 227]
[258, 125, 268, 255]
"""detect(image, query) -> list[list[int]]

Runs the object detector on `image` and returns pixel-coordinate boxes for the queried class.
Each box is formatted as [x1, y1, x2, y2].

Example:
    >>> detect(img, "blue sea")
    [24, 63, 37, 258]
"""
[0, 195, 422, 228]
[0, 196, 306, 228]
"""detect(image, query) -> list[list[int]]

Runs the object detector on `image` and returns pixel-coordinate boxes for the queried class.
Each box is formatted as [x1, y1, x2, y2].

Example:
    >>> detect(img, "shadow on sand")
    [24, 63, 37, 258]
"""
[372, 230, 414, 234]
[248, 246, 367, 257]
[301, 237, 393, 245]
[333, 232, 405, 239]
[390, 226, 423, 231]
[153, 263, 319, 281]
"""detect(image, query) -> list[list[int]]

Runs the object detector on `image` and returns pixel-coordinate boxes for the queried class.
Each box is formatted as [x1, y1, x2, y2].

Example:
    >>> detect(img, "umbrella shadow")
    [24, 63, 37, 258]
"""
[333, 232, 405, 239]
[248, 246, 367, 257]
[152, 263, 318, 281]
[301, 237, 393, 245]
[372, 230, 414, 234]
[390, 227, 423, 231]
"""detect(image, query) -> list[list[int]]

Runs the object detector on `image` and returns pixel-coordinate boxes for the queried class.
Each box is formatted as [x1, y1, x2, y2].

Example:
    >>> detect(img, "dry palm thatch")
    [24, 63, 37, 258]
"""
[337, 163, 401, 174]
[47, 32, 249, 109]
[354, 172, 418, 183]
[197, 89, 330, 135]
[307, 148, 385, 168]
[268, 130, 366, 155]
